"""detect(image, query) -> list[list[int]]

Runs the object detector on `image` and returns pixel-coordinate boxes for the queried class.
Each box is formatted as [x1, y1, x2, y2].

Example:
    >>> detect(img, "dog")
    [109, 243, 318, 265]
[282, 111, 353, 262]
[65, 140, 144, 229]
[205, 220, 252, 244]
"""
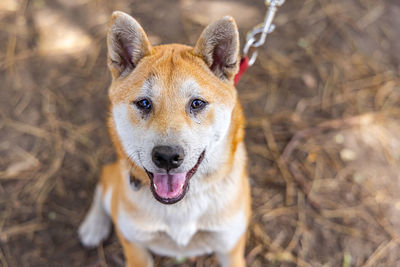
[78, 11, 251, 267]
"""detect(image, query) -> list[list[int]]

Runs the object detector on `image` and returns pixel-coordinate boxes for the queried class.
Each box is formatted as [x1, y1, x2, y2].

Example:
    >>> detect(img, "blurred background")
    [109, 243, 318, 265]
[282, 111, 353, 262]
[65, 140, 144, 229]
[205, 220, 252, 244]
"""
[1, 0, 400, 266]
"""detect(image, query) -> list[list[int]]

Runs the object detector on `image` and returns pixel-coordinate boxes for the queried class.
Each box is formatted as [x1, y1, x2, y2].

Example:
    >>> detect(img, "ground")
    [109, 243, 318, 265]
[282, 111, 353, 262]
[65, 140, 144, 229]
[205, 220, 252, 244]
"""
[1, 0, 400, 266]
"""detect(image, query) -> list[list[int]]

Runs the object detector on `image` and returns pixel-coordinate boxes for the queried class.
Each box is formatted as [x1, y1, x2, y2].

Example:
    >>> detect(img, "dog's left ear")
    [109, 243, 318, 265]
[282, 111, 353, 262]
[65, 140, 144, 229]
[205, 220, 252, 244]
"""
[194, 16, 240, 81]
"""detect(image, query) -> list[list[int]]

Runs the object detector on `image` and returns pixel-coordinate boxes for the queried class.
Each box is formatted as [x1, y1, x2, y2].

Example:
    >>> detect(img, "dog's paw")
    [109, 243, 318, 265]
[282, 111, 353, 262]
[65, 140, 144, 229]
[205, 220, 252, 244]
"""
[78, 208, 111, 248]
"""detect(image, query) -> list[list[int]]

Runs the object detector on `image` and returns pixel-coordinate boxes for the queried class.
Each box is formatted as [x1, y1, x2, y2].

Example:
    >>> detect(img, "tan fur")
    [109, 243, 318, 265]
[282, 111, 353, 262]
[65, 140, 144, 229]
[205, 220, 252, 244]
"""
[117, 229, 153, 267]
[79, 11, 251, 267]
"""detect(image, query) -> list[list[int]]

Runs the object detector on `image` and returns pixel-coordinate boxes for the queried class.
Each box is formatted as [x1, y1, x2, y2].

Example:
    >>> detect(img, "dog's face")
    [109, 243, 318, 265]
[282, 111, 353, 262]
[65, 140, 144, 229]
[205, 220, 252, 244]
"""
[107, 12, 239, 204]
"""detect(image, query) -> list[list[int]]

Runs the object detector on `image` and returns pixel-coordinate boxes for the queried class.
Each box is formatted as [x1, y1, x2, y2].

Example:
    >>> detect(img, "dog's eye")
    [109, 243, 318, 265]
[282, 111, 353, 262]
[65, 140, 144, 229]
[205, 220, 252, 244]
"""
[135, 98, 152, 111]
[190, 99, 207, 111]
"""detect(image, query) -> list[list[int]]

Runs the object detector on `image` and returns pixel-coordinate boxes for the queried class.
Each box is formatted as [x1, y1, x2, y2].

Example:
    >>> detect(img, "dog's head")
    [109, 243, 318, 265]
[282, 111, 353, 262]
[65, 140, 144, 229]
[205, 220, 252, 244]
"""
[107, 11, 240, 204]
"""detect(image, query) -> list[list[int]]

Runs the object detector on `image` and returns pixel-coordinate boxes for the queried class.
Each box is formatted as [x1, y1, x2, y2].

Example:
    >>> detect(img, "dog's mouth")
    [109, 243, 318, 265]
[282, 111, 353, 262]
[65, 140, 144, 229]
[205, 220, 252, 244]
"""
[146, 150, 205, 205]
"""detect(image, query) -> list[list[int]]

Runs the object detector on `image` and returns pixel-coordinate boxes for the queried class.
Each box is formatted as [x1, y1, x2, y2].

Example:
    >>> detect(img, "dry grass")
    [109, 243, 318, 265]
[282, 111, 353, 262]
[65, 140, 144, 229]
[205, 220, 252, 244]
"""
[1, 0, 400, 266]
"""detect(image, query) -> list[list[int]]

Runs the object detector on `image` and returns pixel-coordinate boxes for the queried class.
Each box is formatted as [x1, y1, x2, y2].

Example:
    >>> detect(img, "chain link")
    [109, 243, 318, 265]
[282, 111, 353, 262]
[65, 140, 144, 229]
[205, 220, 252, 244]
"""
[243, 0, 285, 66]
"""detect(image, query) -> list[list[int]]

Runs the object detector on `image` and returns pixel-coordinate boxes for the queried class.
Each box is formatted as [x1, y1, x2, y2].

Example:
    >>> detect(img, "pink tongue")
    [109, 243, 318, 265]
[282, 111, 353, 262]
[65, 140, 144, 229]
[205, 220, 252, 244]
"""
[153, 173, 187, 199]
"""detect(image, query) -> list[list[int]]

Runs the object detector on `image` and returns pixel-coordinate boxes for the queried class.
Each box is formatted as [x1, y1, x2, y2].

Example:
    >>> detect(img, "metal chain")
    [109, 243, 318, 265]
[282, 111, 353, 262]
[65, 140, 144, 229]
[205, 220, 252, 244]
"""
[243, 0, 285, 66]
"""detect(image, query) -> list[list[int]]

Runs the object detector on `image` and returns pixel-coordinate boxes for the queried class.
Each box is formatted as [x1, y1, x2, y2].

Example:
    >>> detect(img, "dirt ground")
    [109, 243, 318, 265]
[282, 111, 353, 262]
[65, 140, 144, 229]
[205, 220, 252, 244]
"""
[1, 0, 400, 266]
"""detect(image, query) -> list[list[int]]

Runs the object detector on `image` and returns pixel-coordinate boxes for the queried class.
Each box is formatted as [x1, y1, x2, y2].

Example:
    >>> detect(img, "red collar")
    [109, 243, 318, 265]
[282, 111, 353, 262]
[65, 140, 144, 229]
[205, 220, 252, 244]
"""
[233, 56, 249, 86]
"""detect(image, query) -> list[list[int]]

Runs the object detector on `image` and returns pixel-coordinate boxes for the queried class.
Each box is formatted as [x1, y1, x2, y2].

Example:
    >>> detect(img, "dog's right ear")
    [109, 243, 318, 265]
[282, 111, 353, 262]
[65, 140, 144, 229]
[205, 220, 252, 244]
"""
[107, 11, 152, 79]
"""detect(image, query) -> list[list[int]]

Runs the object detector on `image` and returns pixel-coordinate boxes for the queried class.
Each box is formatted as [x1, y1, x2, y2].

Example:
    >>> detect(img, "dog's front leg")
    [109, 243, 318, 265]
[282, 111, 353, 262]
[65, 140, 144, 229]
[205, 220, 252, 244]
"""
[78, 184, 111, 247]
[116, 230, 153, 267]
[217, 233, 247, 267]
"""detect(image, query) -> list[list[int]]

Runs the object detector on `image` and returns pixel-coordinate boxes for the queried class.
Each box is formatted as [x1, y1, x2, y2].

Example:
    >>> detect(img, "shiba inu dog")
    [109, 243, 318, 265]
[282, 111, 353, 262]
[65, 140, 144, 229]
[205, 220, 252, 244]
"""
[78, 11, 251, 267]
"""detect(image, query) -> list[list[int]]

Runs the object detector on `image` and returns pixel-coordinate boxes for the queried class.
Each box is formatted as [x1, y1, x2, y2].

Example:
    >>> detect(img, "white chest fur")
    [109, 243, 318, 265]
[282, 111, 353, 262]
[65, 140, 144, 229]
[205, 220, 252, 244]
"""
[117, 193, 246, 258]
[117, 199, 201, 247]
[117, 184, 213, 247]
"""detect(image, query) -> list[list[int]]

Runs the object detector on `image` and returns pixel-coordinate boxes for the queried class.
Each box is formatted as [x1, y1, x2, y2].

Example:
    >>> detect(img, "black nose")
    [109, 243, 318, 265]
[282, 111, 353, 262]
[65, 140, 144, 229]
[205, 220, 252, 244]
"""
[152, 146, 184, 171]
